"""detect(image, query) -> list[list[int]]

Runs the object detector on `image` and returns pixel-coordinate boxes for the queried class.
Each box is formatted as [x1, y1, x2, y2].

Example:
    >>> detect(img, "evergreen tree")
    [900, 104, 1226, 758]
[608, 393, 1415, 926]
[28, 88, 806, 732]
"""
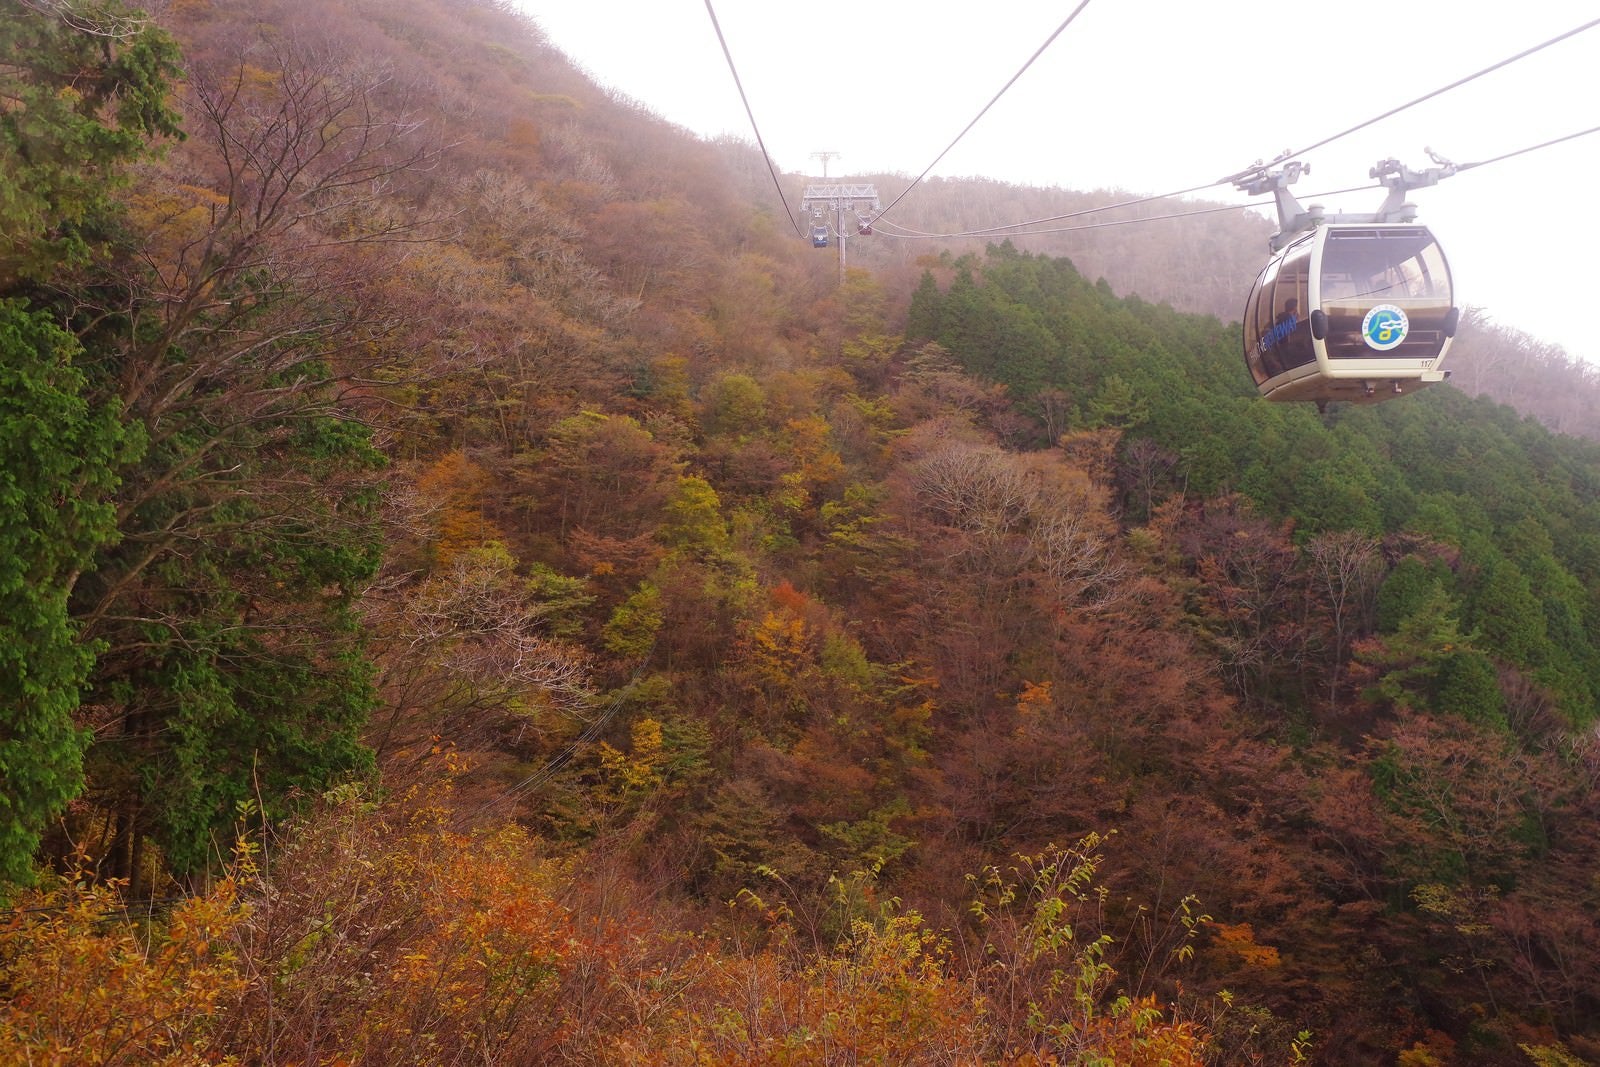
[905, 269, 942, 341]
[1361, 582, 1509, 725]
[0, 0, 179, 886]
[1377, 556, 1448, 634]
[0, 0, 182, 285]
[0, 305, 122, 885]
[1434, 648, 1505, 727]
[1471, 559, 1548, 669]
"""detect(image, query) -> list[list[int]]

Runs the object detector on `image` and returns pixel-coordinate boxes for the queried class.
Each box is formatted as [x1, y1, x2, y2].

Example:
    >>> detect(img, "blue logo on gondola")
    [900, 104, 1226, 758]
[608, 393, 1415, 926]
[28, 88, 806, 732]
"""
[1362, 304, 1409, 351]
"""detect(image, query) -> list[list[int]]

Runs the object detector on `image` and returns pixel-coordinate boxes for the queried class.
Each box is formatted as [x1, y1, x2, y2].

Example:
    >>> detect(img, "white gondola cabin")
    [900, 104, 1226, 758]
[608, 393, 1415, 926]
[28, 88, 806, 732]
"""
[1243, 222, 1458, 405]
[1235, 156, 1461, 408]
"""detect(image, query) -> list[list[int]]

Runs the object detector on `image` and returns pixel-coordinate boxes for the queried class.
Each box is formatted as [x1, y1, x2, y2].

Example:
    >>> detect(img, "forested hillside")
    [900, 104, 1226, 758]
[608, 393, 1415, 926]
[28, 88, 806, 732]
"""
[3, 0, 1598, 1064]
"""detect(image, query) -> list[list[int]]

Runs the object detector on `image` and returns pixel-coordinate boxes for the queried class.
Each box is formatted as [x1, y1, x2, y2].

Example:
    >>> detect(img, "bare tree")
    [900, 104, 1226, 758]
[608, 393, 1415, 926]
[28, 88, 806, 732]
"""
[363, 543, 596, 760]
[1305, 530, 1383, 710]
[75, 33, 451, 637]
[1119, 436, 1179, 520]
[909, 439, 1127, 614]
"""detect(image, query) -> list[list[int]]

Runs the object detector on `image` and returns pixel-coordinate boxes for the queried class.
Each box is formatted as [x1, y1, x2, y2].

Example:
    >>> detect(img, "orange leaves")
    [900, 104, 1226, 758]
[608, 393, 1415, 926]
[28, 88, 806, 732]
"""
[775, 415, 847, 513]
[1070, 994, 1209, 1067]
[1057, 426, 1123, 486]
[603, 891, 1214, 1063]
[1211, 921, 1283, 969]
[0, 777, 1221, 1063]
[222, 781, 595, 1063]
[1016, 679, 1055, 719]
[504, 117, 540, 151]
[768, 579, 810, 616]
[415, 450, 504, 570]
[365, 824, 574, 1057]
[609, 911, 988, 1064]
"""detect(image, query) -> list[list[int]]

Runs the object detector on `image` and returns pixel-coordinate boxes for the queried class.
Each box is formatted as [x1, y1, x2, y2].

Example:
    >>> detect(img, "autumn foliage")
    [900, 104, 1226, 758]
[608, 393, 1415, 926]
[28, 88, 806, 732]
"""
[2, 774, 1213, 1064]
[8, 0, 1600, 1064]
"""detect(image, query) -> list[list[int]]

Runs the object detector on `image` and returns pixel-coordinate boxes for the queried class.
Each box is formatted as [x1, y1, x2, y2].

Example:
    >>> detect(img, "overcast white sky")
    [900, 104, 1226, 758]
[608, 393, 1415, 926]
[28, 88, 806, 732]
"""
[517, 1, 1598, 364]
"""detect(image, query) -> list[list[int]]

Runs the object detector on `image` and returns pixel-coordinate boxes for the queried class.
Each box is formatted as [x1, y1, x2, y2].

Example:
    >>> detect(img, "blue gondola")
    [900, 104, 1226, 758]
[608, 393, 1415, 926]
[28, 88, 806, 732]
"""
[811, 225, 829, 248]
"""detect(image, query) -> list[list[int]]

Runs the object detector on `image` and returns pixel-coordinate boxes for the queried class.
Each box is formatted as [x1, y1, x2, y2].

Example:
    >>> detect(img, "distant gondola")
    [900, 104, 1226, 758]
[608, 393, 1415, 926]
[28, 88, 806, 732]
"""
[1235, 156, 1461, 409]
[811, 225, 829, 248]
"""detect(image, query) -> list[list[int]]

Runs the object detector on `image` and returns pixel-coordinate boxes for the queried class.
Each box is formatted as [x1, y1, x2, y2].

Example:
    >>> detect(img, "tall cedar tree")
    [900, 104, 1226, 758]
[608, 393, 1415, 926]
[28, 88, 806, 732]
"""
[0, 0, 180, 887]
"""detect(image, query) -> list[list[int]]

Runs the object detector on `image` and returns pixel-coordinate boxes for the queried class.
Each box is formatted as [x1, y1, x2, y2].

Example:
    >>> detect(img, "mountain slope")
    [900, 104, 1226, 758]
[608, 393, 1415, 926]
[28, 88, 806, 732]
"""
[4, 0, 1599, 1063]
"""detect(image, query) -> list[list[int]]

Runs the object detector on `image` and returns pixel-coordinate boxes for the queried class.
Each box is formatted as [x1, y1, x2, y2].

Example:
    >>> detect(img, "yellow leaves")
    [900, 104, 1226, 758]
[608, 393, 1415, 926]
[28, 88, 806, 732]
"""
[782, 416, 845, 496]
[400, 950, 436, 986]
[751, 610, 811, 663]
[743, 609, 813, 693]
[1399, 1031, 1457, 1066]
[659, 475, 729, 553]
[597, 718, 665, 800]
[122, 180, 231, 279]
[395, 243, 509, 305]
[632, 717, 664, 764]
[526, 92, 581, 110]
[1519, 1042, 1592, 1067]
[237, 64, 283, 95]
[125, 184, 206, 230]
[1410, 882, 1497, 940]
[0, 871, 247, 1065]
[176, 183, 229, 208]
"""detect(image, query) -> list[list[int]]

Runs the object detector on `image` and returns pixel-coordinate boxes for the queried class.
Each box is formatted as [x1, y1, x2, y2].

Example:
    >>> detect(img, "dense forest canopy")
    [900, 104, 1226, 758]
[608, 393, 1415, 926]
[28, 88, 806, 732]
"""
[2, 0, 1598, 1064]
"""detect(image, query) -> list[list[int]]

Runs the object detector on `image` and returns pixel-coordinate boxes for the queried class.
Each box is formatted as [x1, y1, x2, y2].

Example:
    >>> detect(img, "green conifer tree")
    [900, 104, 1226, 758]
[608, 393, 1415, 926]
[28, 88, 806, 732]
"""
[0, 0, 179, 886]
[0, 305, 123, 885]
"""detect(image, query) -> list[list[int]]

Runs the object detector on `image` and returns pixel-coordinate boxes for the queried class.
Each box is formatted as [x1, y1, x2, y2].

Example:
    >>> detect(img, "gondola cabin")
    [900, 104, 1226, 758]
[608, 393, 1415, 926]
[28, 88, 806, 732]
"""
[1236, 156, 1462, 408]
[811, 225, 830, 248]
[1244, 223, 1458, 406]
